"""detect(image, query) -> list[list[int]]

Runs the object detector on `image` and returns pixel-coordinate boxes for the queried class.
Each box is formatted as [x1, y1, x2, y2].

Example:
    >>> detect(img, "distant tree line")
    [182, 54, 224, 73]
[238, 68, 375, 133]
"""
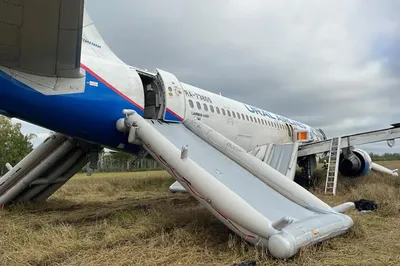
[319, 152, 400, 163]
[368, 153, 400, 161]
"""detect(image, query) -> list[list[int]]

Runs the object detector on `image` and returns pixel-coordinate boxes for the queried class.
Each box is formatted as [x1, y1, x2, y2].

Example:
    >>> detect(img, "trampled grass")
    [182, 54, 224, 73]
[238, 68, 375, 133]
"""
[1, 162, 400, 265]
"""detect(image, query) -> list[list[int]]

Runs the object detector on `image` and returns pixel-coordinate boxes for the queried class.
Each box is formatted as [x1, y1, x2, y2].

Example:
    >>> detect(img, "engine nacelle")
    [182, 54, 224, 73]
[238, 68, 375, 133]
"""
[338, 148, 372, 178]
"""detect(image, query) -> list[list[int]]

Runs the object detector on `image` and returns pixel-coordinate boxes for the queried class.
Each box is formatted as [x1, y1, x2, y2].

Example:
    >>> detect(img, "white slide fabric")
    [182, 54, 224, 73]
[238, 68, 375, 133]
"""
[118, 111, 354, 259]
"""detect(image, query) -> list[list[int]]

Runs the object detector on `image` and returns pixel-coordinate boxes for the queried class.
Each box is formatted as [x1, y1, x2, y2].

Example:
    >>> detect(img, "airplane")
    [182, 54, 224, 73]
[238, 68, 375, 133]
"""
[0, 1, 399, 260]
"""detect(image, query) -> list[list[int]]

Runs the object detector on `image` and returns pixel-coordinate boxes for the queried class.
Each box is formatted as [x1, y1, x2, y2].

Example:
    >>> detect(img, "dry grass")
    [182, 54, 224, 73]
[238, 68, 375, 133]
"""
[1, 162, 400, 266]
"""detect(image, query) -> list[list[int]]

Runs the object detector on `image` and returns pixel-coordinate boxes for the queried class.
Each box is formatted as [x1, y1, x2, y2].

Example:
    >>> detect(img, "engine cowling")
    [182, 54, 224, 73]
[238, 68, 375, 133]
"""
[338, 148, 372, 178]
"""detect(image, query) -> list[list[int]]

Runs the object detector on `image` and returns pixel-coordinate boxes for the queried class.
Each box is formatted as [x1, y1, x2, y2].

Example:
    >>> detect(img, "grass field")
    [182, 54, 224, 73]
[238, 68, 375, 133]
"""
[1, 161, 400, 265]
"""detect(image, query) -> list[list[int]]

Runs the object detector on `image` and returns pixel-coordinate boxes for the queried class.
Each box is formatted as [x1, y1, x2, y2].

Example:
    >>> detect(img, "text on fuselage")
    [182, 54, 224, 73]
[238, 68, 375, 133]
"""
[244, 104, 306, 129]
[184, 90, 213, 103]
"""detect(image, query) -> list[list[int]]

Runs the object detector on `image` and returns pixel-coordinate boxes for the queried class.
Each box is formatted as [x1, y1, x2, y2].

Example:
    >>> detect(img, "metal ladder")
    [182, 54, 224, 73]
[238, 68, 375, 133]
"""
[324, 137, 341, 195]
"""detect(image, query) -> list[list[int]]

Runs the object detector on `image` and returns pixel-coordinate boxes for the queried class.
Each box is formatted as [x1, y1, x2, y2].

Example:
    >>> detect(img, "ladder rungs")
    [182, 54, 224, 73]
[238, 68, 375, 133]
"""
[325, 137, 341, 195]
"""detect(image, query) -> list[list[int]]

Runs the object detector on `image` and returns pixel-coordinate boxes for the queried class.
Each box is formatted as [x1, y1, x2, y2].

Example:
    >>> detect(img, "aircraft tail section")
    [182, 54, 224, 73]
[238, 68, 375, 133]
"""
[0, 0, 84, 78]
[82, 10, 125, 64]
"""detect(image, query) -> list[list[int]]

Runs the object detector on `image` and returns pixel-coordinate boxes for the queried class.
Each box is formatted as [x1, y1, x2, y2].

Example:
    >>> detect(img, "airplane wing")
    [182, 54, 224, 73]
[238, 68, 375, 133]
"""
[0, 0, 85, 78]
[117, 110, 354, 259]
[285, 123, 400, 196]
[298, 123, 400, 157]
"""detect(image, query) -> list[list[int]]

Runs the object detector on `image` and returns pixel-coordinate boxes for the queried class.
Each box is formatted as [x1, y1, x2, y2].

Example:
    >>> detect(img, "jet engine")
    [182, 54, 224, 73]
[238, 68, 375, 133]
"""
[338, 148, 372, 178]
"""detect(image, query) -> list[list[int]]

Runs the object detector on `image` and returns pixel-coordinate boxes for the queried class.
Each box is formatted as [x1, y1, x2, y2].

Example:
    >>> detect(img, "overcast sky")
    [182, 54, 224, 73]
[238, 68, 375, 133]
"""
[15, 0, 400, 154]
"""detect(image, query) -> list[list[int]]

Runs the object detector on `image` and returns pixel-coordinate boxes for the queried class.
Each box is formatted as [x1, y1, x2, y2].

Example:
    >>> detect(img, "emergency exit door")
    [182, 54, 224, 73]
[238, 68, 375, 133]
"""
[156, 69, 186, 122]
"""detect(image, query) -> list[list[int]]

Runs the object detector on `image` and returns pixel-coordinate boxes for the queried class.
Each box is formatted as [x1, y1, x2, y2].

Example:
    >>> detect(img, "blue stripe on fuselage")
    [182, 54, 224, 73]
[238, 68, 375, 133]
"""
[0, 68, 146, 153]
[164, 111, 182, 122]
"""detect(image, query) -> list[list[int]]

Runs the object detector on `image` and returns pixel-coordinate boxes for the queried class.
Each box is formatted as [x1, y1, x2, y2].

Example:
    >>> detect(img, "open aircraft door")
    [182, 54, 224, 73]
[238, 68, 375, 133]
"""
[286, 123, 294, 138]
[156, 69, 186, 122]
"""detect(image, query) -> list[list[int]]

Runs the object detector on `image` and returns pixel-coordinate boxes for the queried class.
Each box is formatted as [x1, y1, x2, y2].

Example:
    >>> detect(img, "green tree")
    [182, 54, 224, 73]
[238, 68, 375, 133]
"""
[0, 116, 36, 175]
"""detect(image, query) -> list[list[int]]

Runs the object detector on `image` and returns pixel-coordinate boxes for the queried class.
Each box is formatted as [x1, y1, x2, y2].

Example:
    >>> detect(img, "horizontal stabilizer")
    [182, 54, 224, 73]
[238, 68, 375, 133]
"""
[0, 0, 84, 77]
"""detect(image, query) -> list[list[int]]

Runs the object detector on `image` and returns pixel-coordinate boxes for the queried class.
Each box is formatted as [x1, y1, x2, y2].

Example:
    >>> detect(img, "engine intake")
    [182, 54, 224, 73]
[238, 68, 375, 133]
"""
[338, 148, 371, 178]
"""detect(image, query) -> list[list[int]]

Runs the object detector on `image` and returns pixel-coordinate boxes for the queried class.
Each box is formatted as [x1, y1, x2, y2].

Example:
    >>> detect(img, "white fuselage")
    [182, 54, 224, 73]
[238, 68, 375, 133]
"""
[0, 11, 324, 155]
[180, 82, 306, 150]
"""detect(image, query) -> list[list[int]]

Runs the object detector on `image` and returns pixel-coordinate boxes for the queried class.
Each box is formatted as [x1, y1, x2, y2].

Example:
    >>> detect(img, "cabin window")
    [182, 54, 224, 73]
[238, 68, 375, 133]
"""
[257, 118, 261, 124]
[250, 116, 253, 122]
[203, 103, 208, 111]
[216, 107, 220, 114]
[237, 112, 240, 119]
[222, 108, 226, 115]
[246, 115, 249, 121]
[232, 112, 236, 118]
[210, 105, 214, 113]
[261, 119, 265, 125]
[242, 114, 245, 120]
[196, 102, 201, 110]
[227, 110, 231, 117]
[189, 100, 194, 108]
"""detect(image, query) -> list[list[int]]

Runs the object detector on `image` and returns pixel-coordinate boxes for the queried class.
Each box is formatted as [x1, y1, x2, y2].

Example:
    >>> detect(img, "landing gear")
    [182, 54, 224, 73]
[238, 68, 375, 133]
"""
[295, 155, 317, 189]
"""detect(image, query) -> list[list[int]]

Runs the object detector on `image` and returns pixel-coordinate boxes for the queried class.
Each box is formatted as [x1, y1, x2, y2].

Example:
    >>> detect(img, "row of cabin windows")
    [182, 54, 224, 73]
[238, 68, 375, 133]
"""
[189, 100, 287, 130]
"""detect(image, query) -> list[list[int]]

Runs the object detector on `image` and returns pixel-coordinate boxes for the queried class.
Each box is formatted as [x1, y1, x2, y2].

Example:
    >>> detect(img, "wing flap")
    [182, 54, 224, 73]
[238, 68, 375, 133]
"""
[0, 0, 84, 77]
